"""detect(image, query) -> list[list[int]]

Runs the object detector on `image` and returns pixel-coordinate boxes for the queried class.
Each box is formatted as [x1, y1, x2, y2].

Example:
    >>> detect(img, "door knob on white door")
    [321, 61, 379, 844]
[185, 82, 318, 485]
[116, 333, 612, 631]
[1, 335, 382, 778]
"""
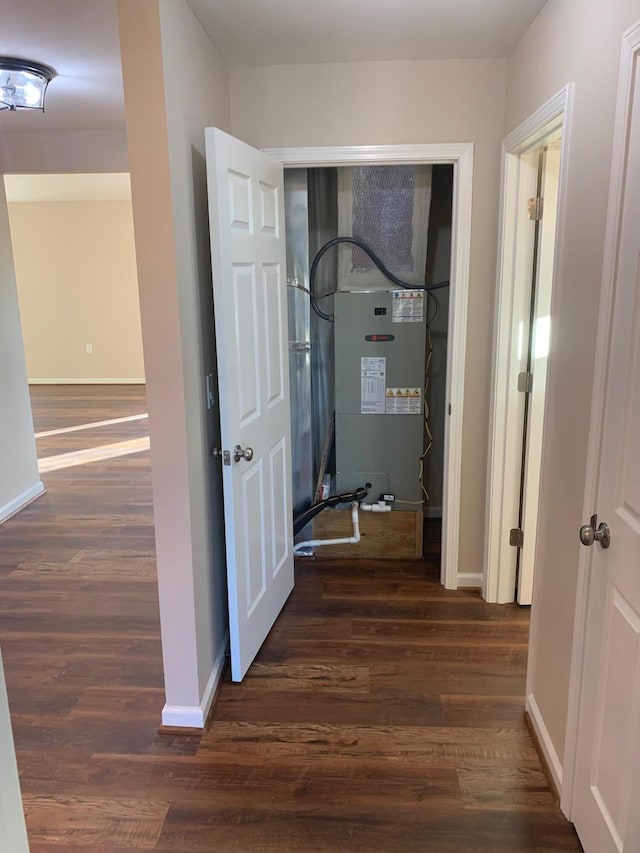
[579, 514, 611, 549]
[233, 445, 254, 463]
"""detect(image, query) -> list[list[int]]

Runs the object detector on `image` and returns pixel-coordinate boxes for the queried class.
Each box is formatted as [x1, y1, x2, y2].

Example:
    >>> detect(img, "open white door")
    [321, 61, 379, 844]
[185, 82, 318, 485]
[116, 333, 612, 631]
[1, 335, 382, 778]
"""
[205, 128, 294, 682]
[571, 30, 640, 851]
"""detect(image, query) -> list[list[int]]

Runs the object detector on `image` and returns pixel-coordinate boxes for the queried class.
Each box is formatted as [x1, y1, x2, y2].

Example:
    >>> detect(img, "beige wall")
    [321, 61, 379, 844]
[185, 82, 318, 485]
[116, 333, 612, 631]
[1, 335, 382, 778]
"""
[118, 0, 230, 719]
[505, 0, 640, 768]
[231, 58, 508, 574]
[0, 173, 41, 523]
[8, 199, 144, 382]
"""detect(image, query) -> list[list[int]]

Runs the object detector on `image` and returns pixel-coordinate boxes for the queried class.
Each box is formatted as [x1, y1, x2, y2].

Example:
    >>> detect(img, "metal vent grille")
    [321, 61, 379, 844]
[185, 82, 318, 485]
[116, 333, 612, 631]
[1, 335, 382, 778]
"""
[351, 165, 417, 274]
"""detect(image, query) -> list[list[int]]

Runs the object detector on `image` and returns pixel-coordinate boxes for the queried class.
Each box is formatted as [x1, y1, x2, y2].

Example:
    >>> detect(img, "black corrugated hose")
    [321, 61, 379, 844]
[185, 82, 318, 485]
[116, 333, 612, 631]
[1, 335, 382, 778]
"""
[309, 236, 450, 322]
[293, 483, 371, 536]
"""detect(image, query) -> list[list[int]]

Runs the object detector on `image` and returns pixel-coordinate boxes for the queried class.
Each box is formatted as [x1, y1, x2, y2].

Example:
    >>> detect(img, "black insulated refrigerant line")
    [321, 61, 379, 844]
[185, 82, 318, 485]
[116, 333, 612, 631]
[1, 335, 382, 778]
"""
[293, 484, 371, 536]
[309, 236, 450, 322]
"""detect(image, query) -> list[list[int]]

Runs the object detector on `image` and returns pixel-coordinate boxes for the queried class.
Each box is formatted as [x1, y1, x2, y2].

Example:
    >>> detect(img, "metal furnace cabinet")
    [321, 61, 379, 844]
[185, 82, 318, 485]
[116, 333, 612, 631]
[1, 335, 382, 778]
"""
[334, 290, 427, 505]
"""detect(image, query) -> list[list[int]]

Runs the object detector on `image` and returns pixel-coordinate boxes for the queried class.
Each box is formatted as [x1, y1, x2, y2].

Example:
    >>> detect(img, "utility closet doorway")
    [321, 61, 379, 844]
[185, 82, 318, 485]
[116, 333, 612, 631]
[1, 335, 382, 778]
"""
[207, 135, 472, 681]
[284, 162, 453, 569]
[485, 97, 568, 606]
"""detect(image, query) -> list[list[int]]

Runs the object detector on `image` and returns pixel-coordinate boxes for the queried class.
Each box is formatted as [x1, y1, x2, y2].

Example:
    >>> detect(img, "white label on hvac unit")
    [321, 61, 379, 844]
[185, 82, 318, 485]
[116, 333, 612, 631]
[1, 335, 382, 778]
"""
[385, 388, 422, 414]
[392, 290, 424, 323]
[361, 357, 386, 414]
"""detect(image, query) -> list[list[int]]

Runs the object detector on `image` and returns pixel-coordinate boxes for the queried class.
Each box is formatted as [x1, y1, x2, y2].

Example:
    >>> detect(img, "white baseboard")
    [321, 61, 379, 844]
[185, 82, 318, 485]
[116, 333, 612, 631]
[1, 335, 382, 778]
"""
[29, 378, 146, 385]
[457, 572, 483, 588]
[526, 692, 563, 793]
[0, 481, 45, 525]
[161, 634, 229, 729]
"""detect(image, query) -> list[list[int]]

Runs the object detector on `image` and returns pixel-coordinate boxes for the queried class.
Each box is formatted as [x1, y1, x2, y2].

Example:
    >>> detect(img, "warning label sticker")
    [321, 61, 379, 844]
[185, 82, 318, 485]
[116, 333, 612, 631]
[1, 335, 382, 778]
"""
[361, 357, 386, 414]
[385, 387, 422, 415]
[392, 290, 424, 323]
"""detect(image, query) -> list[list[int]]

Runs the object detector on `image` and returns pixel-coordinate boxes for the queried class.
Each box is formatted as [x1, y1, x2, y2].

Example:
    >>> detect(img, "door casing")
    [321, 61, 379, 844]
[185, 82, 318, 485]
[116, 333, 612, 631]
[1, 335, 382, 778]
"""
[484, 85, 573, 607]
[263, 143, 474, 590]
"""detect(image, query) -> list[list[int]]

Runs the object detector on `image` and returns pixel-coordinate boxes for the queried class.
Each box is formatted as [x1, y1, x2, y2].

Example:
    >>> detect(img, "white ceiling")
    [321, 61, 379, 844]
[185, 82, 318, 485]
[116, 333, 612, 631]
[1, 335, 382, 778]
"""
[187, 0, 548, 67]
[0, 0, 125, 133]
[0, 0, 547, 136]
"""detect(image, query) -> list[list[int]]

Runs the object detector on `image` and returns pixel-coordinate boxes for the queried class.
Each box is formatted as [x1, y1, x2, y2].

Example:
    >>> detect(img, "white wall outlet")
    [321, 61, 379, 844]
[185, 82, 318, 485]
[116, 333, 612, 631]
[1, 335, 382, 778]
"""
[206, 373, 215, 409]
[86, 343, 93, 354]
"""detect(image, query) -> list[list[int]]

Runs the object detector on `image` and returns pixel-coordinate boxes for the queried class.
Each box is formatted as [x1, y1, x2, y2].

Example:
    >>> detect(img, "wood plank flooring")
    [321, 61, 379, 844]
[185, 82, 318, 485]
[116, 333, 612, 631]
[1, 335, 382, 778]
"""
[0, 385, 583, 851]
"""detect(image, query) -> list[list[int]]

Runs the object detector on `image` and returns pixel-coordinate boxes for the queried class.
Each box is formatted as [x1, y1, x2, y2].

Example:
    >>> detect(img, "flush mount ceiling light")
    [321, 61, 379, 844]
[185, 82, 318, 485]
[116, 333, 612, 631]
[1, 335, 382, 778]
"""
[0, 57, 56, 112]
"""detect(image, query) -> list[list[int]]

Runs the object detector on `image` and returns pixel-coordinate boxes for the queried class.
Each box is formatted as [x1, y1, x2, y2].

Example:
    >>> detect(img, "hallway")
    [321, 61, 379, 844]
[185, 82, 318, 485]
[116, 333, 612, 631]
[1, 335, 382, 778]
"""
[0, 387, 582, 850]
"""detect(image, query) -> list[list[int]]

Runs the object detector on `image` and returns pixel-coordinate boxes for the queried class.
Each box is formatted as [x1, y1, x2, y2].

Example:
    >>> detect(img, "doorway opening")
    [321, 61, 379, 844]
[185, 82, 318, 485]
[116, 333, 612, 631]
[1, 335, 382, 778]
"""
[485, 90, 570, 606]
[285, 163, 453, 565]
[264, 143, 474, 591]
[206, 134, 473, 681]
[3, 172, 147, 477]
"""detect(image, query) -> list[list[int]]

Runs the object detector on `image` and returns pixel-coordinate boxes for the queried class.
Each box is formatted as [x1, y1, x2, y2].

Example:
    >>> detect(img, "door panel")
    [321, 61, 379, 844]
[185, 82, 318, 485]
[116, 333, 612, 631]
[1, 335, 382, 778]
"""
[591, 586, 640, 844]
[573, 54, 640, 852]
[259, 181, 279, 234]
[233, 264, 261, 424]
[263, 264, 285, 406]
[206, 128, 294, 682]
[242, 460, 266, 615]
[270, 437, 289, 574]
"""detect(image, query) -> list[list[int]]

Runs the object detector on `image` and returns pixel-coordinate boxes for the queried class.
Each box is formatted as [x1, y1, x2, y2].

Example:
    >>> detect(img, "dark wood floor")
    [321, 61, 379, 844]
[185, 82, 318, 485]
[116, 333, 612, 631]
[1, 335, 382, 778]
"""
[0, 386, 583, 851]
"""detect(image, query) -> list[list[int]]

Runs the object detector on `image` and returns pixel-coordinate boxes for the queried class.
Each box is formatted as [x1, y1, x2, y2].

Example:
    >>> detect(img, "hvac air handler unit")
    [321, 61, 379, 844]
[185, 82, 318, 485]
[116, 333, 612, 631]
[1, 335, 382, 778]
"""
[334, 289, 427, 506]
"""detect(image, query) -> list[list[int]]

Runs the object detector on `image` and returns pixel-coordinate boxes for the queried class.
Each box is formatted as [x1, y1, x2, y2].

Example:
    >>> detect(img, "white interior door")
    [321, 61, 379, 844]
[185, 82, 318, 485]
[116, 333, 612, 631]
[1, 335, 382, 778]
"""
[571, 46, 640, 851]
[205, 128, 294, 682]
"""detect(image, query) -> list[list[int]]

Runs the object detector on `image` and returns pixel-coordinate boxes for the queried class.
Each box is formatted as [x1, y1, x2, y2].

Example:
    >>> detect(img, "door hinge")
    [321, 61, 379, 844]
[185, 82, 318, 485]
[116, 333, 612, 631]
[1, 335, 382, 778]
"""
[509, 528, 524, 548]
[528, 197, 544, 221]
[517, 371, 534, 393]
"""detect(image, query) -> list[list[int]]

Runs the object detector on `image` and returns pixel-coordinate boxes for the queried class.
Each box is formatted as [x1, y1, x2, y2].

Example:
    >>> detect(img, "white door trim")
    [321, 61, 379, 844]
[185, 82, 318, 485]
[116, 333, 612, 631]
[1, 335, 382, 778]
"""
[483, 85, 573, 603]
[562, 20, 640, 819]
[263, 143, 474, 590]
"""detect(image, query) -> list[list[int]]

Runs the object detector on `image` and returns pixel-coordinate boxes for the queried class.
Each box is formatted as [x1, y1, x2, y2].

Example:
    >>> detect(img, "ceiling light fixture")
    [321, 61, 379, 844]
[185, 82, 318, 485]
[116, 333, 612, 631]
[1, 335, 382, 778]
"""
[0, 57, 56, 112]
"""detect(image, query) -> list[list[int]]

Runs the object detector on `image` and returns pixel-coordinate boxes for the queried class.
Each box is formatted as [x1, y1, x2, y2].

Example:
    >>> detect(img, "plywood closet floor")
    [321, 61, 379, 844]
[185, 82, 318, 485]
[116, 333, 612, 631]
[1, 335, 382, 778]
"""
[0, 385, 583, 851]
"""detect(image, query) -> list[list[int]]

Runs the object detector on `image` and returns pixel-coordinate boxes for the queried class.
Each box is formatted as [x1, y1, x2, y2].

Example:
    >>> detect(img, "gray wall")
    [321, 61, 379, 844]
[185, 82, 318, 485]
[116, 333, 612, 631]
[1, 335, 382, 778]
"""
[118, 0, 230, 717]
[159, 0, 230, 698]
[505, 0, 640, 767]
[0, 648, 29, 852]
[0, 174, 41, 523]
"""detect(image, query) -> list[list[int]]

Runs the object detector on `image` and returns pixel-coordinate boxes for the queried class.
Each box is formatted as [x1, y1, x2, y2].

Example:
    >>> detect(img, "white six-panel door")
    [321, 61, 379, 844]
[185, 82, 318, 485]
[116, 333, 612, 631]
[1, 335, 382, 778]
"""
[572, 36, 640, 851]
[205, 128, 294, 682]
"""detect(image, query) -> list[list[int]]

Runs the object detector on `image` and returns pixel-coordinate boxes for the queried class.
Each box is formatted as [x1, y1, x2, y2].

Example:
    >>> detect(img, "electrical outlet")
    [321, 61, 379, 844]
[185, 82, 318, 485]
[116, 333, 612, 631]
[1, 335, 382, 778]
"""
[86, 344, 93, 354]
